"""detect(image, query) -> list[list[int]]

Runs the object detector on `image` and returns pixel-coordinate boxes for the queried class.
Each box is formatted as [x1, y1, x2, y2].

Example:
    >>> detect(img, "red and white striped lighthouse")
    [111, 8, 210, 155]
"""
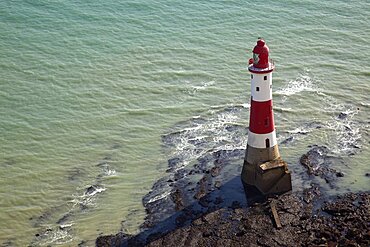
[241, 39, 292, 195]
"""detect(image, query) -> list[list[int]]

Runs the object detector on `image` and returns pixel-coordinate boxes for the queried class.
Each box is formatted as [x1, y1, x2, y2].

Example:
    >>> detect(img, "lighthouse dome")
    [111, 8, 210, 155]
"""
[252, 39, 270, 69]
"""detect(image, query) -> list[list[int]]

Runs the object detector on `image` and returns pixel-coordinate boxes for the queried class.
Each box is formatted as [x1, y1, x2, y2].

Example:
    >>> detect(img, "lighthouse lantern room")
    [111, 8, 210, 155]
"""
[241, 39, 292, 195]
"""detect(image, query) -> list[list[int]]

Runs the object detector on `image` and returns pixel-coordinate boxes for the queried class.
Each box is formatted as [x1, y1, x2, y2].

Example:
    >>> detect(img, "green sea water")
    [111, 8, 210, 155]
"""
[0, 0, 369, 246]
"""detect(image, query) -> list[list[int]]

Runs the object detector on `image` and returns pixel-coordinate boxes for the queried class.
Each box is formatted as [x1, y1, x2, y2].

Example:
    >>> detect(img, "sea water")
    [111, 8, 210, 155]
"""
[0, 0, 369, 245]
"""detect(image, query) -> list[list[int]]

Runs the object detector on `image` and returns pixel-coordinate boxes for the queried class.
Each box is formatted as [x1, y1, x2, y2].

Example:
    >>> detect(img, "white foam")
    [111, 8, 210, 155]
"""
[35, 225, 73, 246]
[49, 228, 73, 245]
[105, 169, 116, 176]
[324, 97, 362, 154]
[241, 103, 250, 109]
[85, 186, 106, 197]
[275, 74, 316, 97]
[70, 185, 106, 209]
[167, 105, 247, 168]
[59, 223, 73, 229]
[147, 190, 172, 204]
[192, 80, 215, 90]
[288, 126, 309, 135]
[99, 162, 117, 177]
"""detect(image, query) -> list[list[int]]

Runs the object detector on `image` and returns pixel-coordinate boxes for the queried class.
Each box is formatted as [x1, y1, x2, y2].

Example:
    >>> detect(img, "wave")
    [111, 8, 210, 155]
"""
[162, 105, 248, 171]
[191, 80, 215, 90]
[184, 80, 216, 95]
[318, 92, 362, 155]
[275, 74, 317, 100]
[325, 106, 361, 155]
[278, 121, 323, 145]
[30, 160, 113, 246]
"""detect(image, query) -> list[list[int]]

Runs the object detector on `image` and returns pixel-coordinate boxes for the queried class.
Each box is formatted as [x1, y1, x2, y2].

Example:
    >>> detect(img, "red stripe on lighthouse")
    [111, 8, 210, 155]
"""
[249, 100, 275, 134]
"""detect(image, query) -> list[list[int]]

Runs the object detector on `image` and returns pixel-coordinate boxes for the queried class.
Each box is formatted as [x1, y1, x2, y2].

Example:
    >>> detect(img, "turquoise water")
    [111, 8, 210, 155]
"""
[1, 0, 369, 245]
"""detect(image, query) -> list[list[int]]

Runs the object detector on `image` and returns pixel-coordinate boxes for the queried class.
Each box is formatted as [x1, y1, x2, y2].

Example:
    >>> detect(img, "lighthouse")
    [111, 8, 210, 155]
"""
[241, 39, 292, 195]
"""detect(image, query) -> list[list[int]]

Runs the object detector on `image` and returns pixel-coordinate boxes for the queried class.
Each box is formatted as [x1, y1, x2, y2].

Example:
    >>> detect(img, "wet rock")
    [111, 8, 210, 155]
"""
[0, 239, 14, 247]
[167, 157, 181, 169]
[194, 176, 209, 200]
[338, 112, 348, 119]
[214, 181, 222, 189]
[171, 188, 185, 211]
[225, 125, 242, 132]
[95, 232, 131, 247]
[213, 149, 244, 164]
[303, 184, 321, 204]
[56, 213, 72, 225]
[300, 146, 344, 187]
[300, 146, 329, 175]
[336, 171, 344, 177]
[280, 136, 294, 145]
[210, 166, 221, 177]
[29, 210, 53, 227]
[78, 240, 88, 247]
[85, 186, 96, 195]
[67, 167, 85, 181]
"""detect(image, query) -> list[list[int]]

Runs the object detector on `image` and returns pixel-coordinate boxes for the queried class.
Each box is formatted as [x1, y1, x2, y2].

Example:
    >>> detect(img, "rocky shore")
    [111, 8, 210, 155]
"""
[97, 188, 369, 247]
[96, 143, 369, 246]
[136, 191, 369, 247]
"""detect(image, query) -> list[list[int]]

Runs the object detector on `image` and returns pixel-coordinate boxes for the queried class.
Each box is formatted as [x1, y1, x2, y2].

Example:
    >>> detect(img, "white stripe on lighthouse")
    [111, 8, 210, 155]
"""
[247, 130, 277, 149]
[251, 73, 272, 102]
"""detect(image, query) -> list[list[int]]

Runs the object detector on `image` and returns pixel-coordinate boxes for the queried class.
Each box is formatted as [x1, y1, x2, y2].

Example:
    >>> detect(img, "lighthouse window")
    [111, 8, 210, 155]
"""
[251, 74, 253, 79]
[256, 87, 260, 92]
[264, 76, 267, 80]
[265, 139, 270, 148]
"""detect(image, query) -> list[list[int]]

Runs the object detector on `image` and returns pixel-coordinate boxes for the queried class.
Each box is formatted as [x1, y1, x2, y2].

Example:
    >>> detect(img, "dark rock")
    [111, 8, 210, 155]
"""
[210, 166, 221, 177]
[230, 201, 241, 209]
[171, 188, 185, 211]
[338, 112, 348, 119]
[78, 240, 88, 247]
[303, 184, 321, 204]
[168, 158, 181, 168]
[336, 171, 344, 177]
[96, 232, 131, 247]
[300, 146, 344, 187]
[85, 185, 100, 196]
[194, 176, 209, 200]
[214, 197, 223, 205]
[56, 213, 72, 225]
[280, 136, 294, 145]
[214, 181, 222, 189]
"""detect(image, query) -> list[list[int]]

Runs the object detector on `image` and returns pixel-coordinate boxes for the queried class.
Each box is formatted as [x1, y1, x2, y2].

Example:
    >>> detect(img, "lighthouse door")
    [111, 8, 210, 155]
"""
[265, 138, 270, 148]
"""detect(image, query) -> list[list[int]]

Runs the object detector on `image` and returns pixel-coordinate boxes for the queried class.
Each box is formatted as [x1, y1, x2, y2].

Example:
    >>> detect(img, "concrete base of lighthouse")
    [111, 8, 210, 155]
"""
[241, 145, 292, 195]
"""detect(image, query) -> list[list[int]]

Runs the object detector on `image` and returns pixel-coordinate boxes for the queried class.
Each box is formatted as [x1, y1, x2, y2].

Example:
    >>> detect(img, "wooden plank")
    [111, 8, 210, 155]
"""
[270, 201, 282, 229]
